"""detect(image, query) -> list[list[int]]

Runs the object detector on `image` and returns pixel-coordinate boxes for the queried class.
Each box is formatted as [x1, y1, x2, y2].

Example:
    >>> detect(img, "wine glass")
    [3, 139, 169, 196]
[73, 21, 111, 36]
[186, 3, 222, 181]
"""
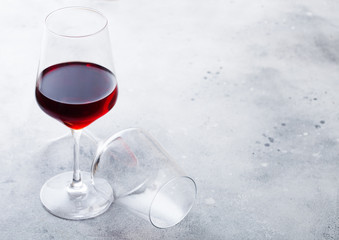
[35, 7, 117, 220]
[92, 128, 197, 228]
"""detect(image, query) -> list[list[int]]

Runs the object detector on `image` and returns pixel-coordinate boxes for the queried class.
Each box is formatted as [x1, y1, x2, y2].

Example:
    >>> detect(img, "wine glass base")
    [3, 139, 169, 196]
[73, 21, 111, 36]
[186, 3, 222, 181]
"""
[40, 171, 113, 220]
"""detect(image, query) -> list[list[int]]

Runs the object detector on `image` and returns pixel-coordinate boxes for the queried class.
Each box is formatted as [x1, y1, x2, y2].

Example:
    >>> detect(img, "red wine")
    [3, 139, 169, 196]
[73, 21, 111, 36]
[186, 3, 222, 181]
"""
[36, 62, 118, 130]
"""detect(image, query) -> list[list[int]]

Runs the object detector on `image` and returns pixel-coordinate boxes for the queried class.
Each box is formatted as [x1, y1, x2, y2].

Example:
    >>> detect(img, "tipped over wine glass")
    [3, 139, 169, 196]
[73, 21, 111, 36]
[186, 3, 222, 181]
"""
[35, 7, 118, 220]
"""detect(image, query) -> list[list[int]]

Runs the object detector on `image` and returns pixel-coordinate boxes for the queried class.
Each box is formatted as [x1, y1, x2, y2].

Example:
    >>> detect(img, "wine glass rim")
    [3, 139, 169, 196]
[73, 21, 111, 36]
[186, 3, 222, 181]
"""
[45, 6, 108, 38]
[149, 175, 197, 229]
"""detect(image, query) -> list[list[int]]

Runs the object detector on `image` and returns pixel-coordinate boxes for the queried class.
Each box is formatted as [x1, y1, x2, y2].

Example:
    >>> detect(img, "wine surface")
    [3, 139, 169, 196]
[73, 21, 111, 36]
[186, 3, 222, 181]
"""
[36, 62, 118, 129]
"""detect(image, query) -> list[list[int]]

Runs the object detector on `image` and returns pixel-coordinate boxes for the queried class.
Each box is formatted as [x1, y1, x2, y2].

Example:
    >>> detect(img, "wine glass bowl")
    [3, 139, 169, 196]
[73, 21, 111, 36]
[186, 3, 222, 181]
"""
[92, 128, 197, 228]
[36, 61, 118, 130]
[35, 7, 117, 220]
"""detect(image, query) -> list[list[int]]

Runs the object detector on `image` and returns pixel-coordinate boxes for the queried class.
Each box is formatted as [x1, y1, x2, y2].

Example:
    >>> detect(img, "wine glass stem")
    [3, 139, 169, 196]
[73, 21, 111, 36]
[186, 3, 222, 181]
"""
[71, 129, 82, 187]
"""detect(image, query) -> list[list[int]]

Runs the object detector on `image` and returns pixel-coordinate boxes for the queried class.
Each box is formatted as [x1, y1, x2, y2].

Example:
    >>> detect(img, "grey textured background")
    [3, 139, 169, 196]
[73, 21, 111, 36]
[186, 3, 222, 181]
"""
[0, 0, 339, 239]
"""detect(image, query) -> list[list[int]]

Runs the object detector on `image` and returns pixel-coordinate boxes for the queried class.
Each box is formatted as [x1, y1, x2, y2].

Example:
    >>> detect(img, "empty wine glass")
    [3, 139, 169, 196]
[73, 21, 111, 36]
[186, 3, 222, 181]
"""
[92, 128, 197, 228]
[35, 7, 117, 220]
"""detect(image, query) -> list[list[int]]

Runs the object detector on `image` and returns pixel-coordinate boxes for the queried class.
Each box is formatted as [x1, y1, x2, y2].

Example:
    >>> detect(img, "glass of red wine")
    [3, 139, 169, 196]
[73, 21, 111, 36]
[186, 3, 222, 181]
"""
[35, 7, 117, 220]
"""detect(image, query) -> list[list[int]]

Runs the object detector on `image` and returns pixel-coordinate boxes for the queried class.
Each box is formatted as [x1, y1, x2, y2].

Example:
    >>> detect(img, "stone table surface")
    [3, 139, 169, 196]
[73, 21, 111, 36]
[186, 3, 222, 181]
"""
[0, 0, 339, 239]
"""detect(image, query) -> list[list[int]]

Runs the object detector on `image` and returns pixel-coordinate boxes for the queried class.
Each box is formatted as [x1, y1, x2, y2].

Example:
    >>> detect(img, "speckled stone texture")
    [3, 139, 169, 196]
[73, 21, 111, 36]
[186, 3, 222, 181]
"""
[0, 0, 338, 239]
